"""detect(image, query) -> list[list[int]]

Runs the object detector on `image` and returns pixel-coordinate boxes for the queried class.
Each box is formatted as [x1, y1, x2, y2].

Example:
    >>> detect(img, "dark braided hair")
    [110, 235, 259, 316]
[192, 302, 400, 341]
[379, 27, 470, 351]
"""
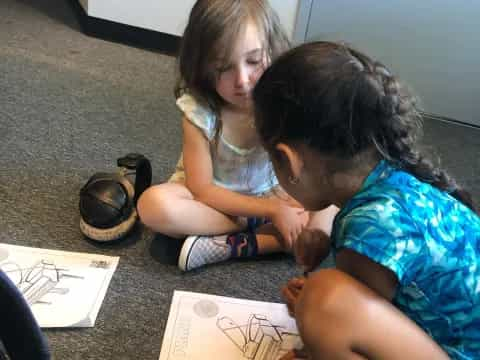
[253, 41, 477, 213]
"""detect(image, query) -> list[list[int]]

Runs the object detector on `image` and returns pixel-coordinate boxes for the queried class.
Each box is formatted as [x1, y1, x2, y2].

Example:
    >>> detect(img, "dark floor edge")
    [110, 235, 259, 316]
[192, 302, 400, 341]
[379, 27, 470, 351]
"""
[421, 112, 480, 130]
[67, 0, 180, 55]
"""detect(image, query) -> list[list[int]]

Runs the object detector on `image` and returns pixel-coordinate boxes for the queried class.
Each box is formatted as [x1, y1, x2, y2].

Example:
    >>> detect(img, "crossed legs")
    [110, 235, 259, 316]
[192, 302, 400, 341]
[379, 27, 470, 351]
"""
[137, 182, 337, 255]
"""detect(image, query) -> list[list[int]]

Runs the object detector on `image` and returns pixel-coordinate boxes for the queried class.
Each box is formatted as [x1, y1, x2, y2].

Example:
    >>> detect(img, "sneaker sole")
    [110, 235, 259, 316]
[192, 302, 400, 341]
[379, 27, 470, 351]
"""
[178, 235, 200, 271]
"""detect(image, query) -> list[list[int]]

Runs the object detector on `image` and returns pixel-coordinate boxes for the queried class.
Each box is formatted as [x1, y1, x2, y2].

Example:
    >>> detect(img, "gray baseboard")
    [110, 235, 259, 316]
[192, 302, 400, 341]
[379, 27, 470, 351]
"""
[421, 112, 480, 130]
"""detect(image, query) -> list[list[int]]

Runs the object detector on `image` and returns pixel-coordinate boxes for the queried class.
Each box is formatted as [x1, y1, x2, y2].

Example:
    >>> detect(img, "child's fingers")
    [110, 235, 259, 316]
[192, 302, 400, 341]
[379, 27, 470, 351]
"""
[280, 349, 308, 360]
[288, 277, 305, 289]
[278, 350, 296, 360]
[281, 284, 298, 316]
[283, 277, 307, 317]
[281, 290, 295, 316]
[294, 229, 331, 271]
[287, 282, 302, 297]
[291, 228, 300, 246]
[283, 231, 293, 251]
[293, 347, 309, 358]
[291, 213, 308, 243]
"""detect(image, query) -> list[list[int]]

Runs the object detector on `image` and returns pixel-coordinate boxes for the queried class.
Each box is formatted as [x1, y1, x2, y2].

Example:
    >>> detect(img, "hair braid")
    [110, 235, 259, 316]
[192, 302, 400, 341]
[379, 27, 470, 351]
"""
[254, 41, 477, 213]
[370, 63, 477, 213]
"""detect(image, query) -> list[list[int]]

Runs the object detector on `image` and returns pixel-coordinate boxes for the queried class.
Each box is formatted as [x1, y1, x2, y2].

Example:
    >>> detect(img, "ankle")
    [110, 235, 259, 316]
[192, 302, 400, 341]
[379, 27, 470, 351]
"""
[226, 231, 258, 258]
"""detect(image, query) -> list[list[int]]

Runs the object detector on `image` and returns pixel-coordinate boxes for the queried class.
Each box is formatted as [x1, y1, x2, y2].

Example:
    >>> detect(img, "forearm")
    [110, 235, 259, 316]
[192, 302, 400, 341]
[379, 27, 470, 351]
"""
[191, 183, 274, 218]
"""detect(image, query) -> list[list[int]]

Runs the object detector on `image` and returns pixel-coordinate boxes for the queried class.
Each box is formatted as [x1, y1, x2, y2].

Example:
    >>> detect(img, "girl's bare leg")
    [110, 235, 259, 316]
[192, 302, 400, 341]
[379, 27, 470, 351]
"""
[138, 184, 337, 257]
[137, 183, 245, 238]
[255, 224, 284, 254]
[138, 183, 288, 257]
[295, 269, 449, 360]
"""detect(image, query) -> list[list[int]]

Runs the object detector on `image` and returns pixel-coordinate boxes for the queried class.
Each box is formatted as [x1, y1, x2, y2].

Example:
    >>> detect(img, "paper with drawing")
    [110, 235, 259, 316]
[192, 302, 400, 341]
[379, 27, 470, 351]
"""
[159, 290, 302, 360]
[0, 243, 119, 328]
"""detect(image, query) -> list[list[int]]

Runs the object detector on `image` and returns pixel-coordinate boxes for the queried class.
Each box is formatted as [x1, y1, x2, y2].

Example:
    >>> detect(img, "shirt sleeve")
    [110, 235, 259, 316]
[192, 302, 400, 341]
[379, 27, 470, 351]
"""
[334, 197, 423, 285]
[176, 93, 216, 141]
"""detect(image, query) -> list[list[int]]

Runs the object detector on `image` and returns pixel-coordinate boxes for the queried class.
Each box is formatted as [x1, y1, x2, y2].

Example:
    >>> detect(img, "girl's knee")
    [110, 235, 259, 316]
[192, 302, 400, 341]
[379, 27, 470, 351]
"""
[137, 184, 181, 229]
[299, 269, 350, 317]
[137, 186, 161, 227]
[297, 269, 368, 334]
[296, 269, 371, 355]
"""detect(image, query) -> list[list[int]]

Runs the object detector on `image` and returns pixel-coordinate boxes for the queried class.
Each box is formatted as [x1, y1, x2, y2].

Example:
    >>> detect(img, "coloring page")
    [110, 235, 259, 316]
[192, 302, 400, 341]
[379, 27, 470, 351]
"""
[159, 291, 302, 360]
[0, 243, 119, 328]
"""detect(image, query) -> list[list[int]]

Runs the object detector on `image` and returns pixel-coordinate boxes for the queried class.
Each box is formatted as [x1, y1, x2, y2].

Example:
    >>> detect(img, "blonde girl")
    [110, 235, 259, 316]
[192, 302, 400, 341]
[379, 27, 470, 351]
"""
[138, 0, 337, 272]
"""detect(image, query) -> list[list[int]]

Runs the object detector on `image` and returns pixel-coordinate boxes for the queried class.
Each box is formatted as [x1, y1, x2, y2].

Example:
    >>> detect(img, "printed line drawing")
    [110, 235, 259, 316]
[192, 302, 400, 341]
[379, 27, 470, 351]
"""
[217, 313, 300, 360]
[0, 260, 84, 306]
[0, 244, 119, 328]
[159, 291, 302, 360]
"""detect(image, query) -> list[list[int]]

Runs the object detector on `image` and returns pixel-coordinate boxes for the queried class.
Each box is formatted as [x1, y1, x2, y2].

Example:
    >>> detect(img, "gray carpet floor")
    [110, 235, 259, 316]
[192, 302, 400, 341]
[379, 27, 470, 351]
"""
[0, 1, 478, 359]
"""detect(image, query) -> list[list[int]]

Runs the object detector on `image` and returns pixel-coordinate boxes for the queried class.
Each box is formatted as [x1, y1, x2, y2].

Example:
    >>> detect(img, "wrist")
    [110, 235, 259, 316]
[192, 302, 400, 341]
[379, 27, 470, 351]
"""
[262, 197, 277, 219]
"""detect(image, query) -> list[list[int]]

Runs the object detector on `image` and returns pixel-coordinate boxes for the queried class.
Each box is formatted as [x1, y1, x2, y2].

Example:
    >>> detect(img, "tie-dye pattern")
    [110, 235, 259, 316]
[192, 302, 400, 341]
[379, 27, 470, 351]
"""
[332, 160, 480, 359]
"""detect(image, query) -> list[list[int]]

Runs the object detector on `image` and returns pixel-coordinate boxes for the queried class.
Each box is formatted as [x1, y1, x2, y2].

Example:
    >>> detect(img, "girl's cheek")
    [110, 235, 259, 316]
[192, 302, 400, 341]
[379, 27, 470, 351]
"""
[252, 65, 266, 83]
[263, 55, 270, 70]
[254, 57, 269, 81]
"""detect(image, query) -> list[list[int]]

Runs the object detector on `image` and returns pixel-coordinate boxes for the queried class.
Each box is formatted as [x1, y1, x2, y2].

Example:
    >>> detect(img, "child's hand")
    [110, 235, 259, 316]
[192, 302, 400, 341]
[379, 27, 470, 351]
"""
[279, 351, 296, 360]
[281, 277, 306, 317]
[279, 348, 308, 359]
[294, 229, 331, 272]
[269, 199, 309, 249]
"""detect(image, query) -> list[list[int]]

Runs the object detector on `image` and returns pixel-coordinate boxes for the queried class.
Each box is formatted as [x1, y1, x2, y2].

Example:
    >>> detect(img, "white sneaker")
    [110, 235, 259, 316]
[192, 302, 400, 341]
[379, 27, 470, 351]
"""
[178, 235, 231, 271]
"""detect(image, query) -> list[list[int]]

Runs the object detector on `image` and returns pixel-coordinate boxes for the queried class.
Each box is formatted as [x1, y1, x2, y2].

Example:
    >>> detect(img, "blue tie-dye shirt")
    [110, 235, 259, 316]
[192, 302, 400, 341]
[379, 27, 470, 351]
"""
[332, 160, 480, 359]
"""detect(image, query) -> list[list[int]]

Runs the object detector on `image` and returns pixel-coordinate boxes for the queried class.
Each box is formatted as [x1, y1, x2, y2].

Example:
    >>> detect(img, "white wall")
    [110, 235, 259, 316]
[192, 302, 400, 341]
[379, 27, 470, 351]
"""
[305, 0, 480, 126]
[88, 0, 196, 35]
[269, 0, 299, 39]
[80, 0, 300, 39]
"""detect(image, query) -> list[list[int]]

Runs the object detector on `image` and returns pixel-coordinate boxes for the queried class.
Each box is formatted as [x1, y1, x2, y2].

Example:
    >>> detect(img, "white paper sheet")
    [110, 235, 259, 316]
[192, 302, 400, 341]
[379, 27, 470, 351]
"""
[0, 243, 119, 328]
[159, 290, 302, 360]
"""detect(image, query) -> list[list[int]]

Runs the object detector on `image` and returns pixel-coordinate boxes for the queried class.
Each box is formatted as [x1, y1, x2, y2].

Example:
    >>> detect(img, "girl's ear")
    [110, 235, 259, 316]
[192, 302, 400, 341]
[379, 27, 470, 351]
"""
[275, 143, 304, 178]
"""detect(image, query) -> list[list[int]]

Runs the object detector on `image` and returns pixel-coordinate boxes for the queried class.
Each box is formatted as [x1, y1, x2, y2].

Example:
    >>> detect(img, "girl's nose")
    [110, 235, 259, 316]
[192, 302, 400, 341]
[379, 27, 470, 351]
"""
[235, 66, 251, 89]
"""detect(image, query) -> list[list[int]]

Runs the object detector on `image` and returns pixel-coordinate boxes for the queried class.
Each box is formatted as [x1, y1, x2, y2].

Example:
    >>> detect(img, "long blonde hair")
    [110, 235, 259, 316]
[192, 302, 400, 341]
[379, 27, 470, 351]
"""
[175, 0, 290, 118]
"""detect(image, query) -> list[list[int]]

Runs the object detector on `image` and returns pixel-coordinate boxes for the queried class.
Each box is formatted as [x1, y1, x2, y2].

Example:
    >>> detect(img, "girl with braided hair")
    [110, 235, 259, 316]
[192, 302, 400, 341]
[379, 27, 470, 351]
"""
[253, 41, 479, 359]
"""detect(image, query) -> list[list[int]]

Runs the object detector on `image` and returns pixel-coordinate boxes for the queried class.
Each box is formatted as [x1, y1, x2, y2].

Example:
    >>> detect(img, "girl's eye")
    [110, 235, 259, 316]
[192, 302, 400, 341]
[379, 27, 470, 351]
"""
[247, 59, 262, 66]
[217, 65, 233, 73]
